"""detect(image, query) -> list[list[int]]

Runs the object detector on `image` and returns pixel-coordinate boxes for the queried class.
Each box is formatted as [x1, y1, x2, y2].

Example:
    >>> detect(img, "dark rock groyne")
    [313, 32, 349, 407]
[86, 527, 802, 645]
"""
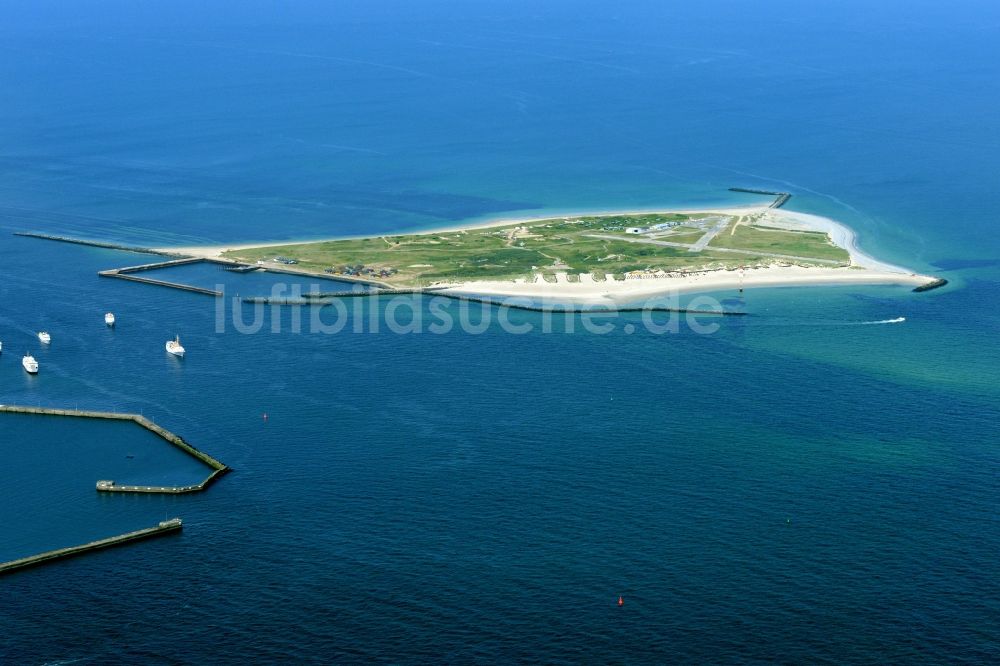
[913, 278, 948, 293]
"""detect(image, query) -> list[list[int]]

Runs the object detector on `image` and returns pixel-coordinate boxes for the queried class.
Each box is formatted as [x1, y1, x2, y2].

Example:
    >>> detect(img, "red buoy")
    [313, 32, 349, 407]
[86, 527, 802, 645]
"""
[618, 596, 624, 607]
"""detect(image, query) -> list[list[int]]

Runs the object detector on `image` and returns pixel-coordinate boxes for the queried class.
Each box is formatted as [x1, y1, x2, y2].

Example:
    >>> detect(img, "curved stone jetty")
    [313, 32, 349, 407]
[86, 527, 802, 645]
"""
[0, 405, 230, 493]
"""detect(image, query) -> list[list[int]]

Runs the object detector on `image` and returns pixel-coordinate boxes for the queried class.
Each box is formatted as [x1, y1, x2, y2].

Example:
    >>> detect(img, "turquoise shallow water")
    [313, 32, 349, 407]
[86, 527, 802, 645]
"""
[2, 1, 1000, 663]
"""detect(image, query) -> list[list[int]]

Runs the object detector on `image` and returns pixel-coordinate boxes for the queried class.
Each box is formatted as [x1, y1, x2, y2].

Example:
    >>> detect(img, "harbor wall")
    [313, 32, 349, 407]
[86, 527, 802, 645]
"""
[728, 187, 792, 209]
[0, 519, 183, 576]
[97, 256, 245, 297]
[0, 405, 230, 493]
[96, 468, 228, 494]
[114, 257, 205, 274]
[913, 277, 948, 292]
[12, 232, 178, 257]
[98, 271, 223, 296]
[96, 254, 376, 297]
[255, 264, 389, 288]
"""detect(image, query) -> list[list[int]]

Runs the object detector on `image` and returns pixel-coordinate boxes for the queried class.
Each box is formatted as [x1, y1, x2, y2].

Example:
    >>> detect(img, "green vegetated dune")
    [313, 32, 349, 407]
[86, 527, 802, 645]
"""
[710, 223, 849, 262]
[224, 212, 850, 287]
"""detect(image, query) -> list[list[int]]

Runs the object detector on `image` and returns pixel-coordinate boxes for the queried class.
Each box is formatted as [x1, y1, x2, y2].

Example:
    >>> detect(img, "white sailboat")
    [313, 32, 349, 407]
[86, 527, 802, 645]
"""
[23, 353, 38, 374]
[105, 312, 116, 327]
[166, 335, 185, 357]
[38, 331, 51, 344]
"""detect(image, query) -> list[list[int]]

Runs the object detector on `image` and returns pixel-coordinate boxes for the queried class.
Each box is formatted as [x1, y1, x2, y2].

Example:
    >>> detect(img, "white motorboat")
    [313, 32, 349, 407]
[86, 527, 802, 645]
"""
[23, 353, 38, 374]
[105, 312, 116, 327]
[0, 340, 3, 353]
[166, 335, 185, 357]
[38, 331, 51, 344]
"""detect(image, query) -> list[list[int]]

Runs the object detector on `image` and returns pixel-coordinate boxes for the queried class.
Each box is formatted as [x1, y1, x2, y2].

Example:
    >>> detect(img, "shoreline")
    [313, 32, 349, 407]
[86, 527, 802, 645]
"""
[437, 265, 932, 304]
[153, 205, 940, 303]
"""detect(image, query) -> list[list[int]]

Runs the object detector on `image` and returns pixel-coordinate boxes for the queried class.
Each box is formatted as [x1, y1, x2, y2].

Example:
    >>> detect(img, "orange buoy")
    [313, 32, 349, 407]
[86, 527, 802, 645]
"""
[618, 596, 624, 607]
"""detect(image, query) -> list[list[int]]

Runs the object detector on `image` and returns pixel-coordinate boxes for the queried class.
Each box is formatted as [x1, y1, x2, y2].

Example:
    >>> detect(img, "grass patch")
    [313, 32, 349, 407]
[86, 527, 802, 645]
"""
[710, 224, 849, 263]
[223, 211, 850, 286]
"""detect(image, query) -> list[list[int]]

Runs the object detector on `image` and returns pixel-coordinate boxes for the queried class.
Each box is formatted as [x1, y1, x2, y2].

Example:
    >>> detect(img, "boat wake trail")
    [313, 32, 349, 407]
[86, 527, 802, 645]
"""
[746, 316, 908, 328]
[859, 317, 906, 325]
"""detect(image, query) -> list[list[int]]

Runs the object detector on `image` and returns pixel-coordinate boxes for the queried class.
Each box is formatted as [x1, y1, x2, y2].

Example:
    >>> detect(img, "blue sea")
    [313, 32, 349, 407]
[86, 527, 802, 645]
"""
[2, 1, 999, 663]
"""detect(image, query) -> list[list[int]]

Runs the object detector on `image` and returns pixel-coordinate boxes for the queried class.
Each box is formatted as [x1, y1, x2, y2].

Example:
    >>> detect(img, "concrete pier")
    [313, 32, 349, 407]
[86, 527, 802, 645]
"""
[728, 187, 792, 209]
[0, 519, 183, 576]
[771, 193, 792, 208]
[98, 256, 373, 298]
[16, 231, 385, 295]
[98, 270, 223, 296]
[95, 469, 226, 493]
[302, 287, 435, 298]
[0, 405, 230, 493]
[262, 265, 390, 288]
[243, 287, 430, 305]
[97, 256, 234, 297]
[113, 257, 204, 274]
[12, 232, 179, 257]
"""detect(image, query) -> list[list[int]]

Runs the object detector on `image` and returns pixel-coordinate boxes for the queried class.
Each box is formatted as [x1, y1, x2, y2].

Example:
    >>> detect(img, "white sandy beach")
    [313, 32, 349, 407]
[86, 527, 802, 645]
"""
[155, 206, 939, 302]
[437, 265, 931, 304]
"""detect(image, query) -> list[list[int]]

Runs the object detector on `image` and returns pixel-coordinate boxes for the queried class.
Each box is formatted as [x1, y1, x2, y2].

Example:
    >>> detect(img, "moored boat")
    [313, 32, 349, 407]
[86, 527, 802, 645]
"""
[23, 353, 38, 374]
[105, 312, 116, 327]
[166, 335, 185, 357]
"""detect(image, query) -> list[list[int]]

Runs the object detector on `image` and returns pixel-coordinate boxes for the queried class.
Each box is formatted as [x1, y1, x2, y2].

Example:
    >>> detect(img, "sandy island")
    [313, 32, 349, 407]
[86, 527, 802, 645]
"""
[157, 206, 939, 304]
